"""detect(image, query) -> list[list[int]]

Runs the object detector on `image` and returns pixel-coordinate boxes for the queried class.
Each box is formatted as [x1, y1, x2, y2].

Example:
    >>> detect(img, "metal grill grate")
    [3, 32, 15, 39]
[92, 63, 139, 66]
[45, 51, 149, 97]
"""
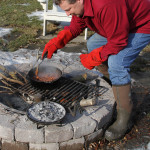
[17, 77, 97, 110]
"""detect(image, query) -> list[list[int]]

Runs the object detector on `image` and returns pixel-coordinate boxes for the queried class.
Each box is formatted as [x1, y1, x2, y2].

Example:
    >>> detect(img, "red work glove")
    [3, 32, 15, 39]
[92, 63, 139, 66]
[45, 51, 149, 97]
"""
[80, 46, 105, 70]
[42, 30, 73, 59]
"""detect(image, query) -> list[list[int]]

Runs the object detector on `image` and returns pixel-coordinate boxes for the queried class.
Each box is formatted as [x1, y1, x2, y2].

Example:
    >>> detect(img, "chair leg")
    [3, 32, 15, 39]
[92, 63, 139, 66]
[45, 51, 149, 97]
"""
[84, 28, 88, 40]
[43, 19, 47, 36]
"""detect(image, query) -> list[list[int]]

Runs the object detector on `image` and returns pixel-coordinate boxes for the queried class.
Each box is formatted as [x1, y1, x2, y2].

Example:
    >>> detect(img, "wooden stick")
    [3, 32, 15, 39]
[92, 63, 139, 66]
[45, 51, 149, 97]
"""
[1, 80, 18, 90]
[0, 73, 24, 85]
[16, 71, 28, 83]
[1, 79, 11, 87]
[0, 65, 27, 84]
[0, 85, 15, 91]
[0, 91, 12, 94]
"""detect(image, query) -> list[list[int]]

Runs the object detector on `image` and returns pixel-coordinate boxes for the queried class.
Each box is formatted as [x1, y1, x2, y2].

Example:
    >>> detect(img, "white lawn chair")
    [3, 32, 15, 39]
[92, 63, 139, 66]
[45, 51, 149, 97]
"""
[37, 0, 88, 40]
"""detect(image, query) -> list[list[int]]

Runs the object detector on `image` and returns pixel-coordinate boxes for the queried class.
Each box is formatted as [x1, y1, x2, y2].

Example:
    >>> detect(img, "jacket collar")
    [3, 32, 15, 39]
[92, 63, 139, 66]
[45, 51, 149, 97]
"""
[82, 0, 94, 18]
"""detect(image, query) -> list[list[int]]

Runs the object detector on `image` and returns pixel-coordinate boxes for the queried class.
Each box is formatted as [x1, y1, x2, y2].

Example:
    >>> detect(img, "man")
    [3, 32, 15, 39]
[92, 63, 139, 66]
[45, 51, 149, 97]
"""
[42, 0, 150, 141]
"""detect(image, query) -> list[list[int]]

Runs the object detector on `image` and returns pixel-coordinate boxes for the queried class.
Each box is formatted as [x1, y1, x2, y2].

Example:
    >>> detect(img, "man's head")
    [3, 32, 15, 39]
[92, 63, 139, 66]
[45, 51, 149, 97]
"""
[55, 0, 84, 17]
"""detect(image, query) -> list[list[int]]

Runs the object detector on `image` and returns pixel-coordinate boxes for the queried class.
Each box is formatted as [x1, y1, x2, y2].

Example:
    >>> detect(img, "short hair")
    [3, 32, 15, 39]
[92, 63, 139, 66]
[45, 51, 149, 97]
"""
[55, 0, 76, 5]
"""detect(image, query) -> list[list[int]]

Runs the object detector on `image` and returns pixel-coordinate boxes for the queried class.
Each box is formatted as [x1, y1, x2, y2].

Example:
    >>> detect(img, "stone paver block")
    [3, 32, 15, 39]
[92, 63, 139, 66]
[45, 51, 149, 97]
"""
[29, 143, 59, 150]
[0, 113, 16, 141]
[85, 129, 103, 148]
[45, 124, 73, 143]
[60, 137, 84, 150]
[2, 139, 28, 150]
[15, 115, 44, 143]
[85, 105, 113, 129]
[65, 113, 97, 139]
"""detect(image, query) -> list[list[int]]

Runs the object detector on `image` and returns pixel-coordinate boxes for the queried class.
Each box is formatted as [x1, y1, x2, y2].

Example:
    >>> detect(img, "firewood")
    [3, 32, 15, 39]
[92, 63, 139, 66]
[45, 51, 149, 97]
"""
[0, 73, 24, 85]
[0, 65, 27, 84]
[16, 71, 28, 83]
[9, 71, 18, 80]
[0, 85, 15, 93]
[0, 91, 12, 94]
[1, 79, 11, 87]
[1, 79, 18, 90]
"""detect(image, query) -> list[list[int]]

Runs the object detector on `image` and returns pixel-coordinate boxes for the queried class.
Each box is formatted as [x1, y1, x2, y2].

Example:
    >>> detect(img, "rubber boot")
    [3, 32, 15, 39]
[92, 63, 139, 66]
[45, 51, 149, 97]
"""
[96, 62, 112, 86]
[104, 84, 133, 141]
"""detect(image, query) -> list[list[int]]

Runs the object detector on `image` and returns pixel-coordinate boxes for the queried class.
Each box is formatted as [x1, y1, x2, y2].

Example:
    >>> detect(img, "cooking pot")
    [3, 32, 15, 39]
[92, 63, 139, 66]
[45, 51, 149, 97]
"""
[27, 101, 66, 125]
[27, 62, 63, 84]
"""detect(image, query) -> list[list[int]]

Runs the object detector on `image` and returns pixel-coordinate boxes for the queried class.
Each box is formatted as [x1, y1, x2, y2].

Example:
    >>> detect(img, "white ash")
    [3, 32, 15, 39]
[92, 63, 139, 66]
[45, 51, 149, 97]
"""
[27, 101, 66, 123]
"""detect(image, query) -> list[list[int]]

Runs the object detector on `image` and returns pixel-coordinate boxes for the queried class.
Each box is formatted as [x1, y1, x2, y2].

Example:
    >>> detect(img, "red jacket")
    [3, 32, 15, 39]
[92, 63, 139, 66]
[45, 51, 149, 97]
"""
[64, 0, 150, 61]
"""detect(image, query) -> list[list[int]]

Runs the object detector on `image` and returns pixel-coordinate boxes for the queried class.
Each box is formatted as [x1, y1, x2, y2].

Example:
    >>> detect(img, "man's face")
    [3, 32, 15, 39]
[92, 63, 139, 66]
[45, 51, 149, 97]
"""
[59, 0, 84, 17]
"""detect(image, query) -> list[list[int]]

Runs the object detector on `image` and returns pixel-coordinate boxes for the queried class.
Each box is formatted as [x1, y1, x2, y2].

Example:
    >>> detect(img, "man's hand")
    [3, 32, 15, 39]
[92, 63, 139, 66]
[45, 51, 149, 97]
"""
[80, 46, 104, 70]
[42, 38, 57, 59]
[42, 30, 73, 59]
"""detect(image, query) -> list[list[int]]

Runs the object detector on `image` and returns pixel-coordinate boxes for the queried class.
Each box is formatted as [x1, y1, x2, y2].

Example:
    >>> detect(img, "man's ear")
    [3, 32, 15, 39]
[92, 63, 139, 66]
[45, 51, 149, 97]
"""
[77, 0, 84, 4]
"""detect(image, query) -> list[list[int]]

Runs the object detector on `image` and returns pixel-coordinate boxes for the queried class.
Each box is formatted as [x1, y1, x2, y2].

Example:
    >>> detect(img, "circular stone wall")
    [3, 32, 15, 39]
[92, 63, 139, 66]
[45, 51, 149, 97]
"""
[0, 49, 115, 150]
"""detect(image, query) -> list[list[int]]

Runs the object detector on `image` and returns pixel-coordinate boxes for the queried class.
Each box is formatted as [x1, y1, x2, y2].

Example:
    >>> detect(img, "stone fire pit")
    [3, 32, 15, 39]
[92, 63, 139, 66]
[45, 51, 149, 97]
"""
[0, 49, 115, 150]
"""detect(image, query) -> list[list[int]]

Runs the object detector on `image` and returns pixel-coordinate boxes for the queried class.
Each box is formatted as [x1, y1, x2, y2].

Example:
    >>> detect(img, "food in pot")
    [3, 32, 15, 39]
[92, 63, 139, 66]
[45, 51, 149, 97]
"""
[31, 65, 62, 82]
[33, 75, 56, 82]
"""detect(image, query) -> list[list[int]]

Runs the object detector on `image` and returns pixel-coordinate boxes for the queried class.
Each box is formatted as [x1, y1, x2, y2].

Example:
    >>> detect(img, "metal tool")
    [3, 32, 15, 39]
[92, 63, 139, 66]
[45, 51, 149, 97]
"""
[35, 51, 48, 77]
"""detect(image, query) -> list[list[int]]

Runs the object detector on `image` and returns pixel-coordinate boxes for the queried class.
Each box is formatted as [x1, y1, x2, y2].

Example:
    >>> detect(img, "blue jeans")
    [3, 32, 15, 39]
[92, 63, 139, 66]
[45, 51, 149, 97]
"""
[87, 33, 150, 85]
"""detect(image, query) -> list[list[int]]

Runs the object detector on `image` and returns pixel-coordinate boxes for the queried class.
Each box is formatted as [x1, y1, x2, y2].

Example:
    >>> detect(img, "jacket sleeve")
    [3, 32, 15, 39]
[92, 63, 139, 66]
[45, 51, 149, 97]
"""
[99, 2, 130, 61]
[64, 15, 87, 38]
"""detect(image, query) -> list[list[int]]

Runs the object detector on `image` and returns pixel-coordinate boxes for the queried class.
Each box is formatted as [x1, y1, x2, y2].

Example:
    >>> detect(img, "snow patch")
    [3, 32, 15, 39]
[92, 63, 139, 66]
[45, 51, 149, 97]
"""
[0, 27, 12, 38]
